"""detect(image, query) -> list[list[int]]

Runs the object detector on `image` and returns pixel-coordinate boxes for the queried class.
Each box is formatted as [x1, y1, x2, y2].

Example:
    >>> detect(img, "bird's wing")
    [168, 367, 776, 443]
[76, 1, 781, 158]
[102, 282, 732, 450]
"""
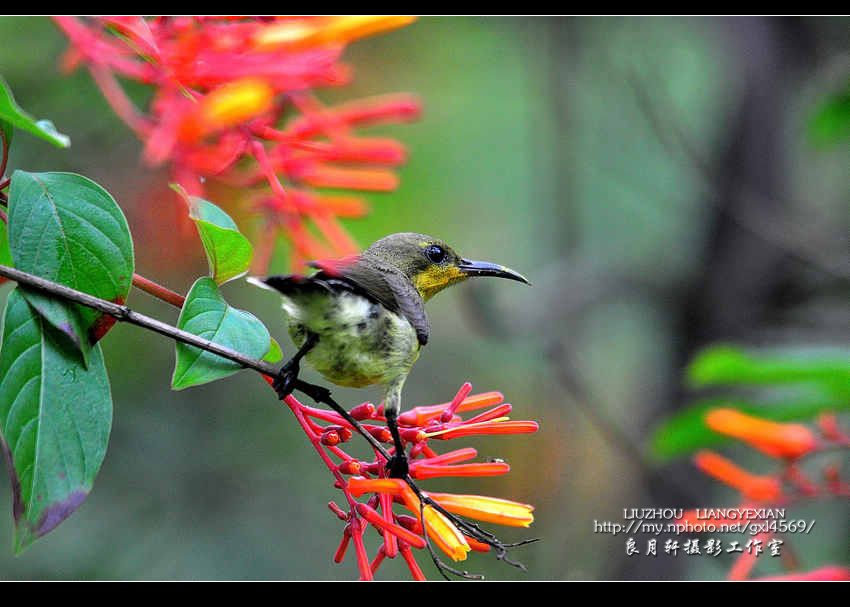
[248, 274, 341, 298]
[312, 256, 430, 346]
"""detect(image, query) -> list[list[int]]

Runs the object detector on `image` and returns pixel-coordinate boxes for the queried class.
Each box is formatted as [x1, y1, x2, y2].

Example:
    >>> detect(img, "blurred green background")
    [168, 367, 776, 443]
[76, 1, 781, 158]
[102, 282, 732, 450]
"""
[0, 16, 848, 580]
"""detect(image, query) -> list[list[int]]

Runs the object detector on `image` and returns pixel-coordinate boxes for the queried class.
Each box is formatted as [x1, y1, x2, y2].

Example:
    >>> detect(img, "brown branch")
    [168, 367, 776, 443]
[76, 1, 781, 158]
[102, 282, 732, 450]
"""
[0, 263, 278, 376]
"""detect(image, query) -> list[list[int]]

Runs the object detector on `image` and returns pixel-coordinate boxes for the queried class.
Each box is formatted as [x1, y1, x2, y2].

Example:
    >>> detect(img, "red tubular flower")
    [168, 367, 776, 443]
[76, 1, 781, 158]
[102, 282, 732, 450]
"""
[704, 408, 817, 459]
[53, 16, 422, 272]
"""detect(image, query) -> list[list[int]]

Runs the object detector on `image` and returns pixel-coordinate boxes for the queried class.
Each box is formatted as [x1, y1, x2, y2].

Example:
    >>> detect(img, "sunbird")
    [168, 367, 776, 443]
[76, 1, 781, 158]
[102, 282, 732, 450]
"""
[249, 232, 529, 478]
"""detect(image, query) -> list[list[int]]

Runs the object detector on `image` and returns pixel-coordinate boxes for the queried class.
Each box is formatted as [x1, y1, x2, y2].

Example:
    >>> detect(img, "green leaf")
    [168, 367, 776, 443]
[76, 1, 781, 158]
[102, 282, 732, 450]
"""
[0, 76, 70, 148]
[1, 118, 12, 158]
[7, 171, 135, 350]
[809, 88, 850, 147]
[17, 288, 91, 368]
[650, 395, 849, 461]
[172, 277, 270, 389]
[0, 218, 12, 268]
[687, 345, 850, 397]
[263, 337, 283, 363]
[0, 290, 112, 552]
[172, 184, 253, 285]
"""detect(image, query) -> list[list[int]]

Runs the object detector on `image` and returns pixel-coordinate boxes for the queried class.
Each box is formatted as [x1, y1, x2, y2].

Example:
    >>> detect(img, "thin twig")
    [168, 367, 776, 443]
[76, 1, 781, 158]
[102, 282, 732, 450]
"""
[132, 273, 186, 308]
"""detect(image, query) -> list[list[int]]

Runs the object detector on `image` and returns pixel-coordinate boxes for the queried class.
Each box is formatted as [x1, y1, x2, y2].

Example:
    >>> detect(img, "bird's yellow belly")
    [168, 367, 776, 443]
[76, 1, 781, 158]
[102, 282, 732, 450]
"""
[284, 291, 420, 388]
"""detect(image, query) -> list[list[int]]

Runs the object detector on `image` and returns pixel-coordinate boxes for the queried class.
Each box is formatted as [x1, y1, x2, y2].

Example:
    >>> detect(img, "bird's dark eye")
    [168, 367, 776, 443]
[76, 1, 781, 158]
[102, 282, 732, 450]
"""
[425, 244, 447, 264]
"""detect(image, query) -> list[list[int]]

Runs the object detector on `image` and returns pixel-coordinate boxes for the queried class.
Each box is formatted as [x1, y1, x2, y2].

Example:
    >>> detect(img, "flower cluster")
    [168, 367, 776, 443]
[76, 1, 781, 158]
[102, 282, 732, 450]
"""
[687, 408, 849, 580]
[274, 381, 538, 580]
[53, 16, 421, 271]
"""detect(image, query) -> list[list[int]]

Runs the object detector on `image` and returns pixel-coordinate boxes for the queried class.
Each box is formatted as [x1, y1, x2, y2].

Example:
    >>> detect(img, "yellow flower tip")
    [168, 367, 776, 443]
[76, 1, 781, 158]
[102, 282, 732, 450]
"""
[422, 505, 470, 562]
[347, 478, 470, 561]
[202, 78, 275, 127]
[428, 492, 536, 528]
[254, 16, 417, 51]
[179, 78, 275, 142]
[396, 487, 470, 561]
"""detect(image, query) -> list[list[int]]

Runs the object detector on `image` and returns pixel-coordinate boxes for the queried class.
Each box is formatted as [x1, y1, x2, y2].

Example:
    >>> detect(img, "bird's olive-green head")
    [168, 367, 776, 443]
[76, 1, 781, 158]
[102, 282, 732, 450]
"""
[362, 232, 530, 301]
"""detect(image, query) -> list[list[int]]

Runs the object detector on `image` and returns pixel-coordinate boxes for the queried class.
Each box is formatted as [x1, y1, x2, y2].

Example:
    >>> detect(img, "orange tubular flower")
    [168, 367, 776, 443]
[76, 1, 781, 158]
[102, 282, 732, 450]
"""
[705, 408, 817, 459]
[427, 493, 535, 528]
[693, 451, 783, 502]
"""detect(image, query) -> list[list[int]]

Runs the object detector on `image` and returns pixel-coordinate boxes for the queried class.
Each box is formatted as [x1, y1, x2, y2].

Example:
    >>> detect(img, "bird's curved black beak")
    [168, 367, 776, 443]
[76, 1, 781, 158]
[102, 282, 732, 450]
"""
[457, 259, 531, 285]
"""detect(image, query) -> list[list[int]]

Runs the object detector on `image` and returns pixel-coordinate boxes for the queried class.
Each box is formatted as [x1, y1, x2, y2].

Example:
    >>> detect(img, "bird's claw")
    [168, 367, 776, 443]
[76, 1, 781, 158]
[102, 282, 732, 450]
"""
[272, 360, 299, 400]
[386, 453, 409, 479]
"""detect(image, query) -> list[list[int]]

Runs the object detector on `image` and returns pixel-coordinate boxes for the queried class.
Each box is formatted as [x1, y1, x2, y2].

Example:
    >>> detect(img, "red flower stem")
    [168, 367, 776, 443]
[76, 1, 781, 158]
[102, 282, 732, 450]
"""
[301, 404, 352, 427]
[131, 273, 186, 308]
[399, 542, 426, 581]
[289, 397, 373, 579]
[0, 178, 9, 191]
[370, 545, 387, 574]
[380, 493, 398, 558]
[353, 521, 372, 581]
[304, 414, 326, 437]
[0, 207, 7, 224]
[326, 443, 357, 463]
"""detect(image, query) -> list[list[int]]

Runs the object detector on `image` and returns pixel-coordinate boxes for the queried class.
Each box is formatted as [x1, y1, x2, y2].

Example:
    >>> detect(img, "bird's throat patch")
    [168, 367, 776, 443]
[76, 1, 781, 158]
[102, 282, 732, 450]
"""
[414, 265, 468, 300]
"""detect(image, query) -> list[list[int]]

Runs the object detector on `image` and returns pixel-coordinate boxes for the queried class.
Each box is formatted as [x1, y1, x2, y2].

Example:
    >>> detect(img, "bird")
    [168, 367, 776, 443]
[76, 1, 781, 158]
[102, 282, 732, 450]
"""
[248, 232, 529, 478]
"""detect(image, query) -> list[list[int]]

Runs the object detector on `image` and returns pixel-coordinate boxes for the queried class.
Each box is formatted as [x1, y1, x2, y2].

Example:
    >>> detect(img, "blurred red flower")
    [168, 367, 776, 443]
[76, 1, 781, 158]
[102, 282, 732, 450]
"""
[53, 16, 421, 271]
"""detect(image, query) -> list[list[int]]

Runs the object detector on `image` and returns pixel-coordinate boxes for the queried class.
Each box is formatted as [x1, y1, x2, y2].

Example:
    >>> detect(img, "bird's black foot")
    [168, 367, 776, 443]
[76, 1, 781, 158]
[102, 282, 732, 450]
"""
[273, 332, 321, 401]
[272, 359, 300, 401]
[386, 453, 409, 479]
